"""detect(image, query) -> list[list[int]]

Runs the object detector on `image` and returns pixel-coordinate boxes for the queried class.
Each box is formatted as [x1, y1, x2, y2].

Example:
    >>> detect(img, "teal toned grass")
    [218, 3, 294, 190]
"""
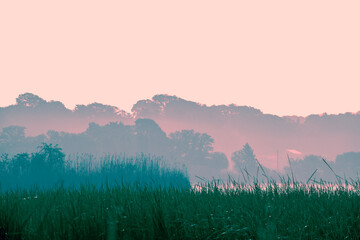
[1, 180, 359, 240]
[0, 152, 190, 191]
[1, 147, 359, 239]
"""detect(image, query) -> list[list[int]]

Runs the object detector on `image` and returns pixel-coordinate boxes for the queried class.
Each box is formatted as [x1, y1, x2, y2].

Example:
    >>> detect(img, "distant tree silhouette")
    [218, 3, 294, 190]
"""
[0, 126, 26, 142]
[283, 155, 336, 182]
[334, 152, 360, 180]
[169, 130, 214, 158]
[31, 143, 65, 171]
[134, 119, 169, 155]
[232, 143, 258, 175]
[0, 126, 27, 153]
[16, 93, 46, 107]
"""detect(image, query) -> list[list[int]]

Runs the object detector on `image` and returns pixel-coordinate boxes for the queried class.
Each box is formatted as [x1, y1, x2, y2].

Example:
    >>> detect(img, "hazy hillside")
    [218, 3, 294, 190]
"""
[1, 93, 360, 171]
[0, 93, 133, 135]
[132, 94, 360, 169]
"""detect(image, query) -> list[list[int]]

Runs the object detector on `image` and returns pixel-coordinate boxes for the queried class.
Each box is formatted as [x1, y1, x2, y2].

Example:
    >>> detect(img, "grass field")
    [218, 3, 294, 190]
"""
[1, 145, 360, 239]
[1, 180, 359, 240]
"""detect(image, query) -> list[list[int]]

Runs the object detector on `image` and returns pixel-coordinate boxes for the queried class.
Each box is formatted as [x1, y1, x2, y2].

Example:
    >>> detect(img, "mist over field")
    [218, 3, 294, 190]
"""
[1, 93, 359, 183]
[1, 95, 360, 239]
[2, 1, 360, 238]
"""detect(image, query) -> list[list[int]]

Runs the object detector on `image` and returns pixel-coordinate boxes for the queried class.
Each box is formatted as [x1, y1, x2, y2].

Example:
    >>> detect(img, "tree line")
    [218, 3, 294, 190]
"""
[1, 120, 359, 183]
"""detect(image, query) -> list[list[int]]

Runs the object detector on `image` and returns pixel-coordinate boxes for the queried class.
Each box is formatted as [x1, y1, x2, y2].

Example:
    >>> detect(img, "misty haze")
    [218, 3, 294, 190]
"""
[1, 93, 360, 239]
[1, 93, 359, 183]
[2, 0, 360, 238]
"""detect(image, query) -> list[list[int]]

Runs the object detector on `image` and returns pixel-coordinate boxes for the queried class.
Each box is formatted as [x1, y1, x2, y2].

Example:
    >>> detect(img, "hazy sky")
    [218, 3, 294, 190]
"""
[1, 1, 359, 116]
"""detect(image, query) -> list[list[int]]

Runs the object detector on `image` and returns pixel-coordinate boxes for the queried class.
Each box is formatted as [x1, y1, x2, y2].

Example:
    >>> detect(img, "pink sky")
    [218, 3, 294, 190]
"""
[1, 1, 360, 116]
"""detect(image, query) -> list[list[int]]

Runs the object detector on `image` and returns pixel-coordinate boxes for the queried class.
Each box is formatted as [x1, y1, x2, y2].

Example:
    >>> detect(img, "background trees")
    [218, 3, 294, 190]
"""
[232, 143, 258, 175]
[169, 130, 214, 158]
[33, 143, 65, 171]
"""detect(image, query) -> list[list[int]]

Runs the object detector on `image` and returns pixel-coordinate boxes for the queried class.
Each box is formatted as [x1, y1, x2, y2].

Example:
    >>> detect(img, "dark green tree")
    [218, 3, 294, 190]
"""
[11, 153, 31, 175]
[31, 143, 65, 171]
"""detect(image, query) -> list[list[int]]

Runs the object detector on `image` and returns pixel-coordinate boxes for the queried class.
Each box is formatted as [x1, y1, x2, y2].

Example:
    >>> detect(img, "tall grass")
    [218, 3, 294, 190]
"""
[1, 147, 360, 239]
[0, 152, 190, 191]
[0, 179, 359, 240]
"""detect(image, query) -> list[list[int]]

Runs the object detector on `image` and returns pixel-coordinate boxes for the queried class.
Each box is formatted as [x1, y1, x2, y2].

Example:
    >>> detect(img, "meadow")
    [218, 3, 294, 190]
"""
[1, 145, 360, 239]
